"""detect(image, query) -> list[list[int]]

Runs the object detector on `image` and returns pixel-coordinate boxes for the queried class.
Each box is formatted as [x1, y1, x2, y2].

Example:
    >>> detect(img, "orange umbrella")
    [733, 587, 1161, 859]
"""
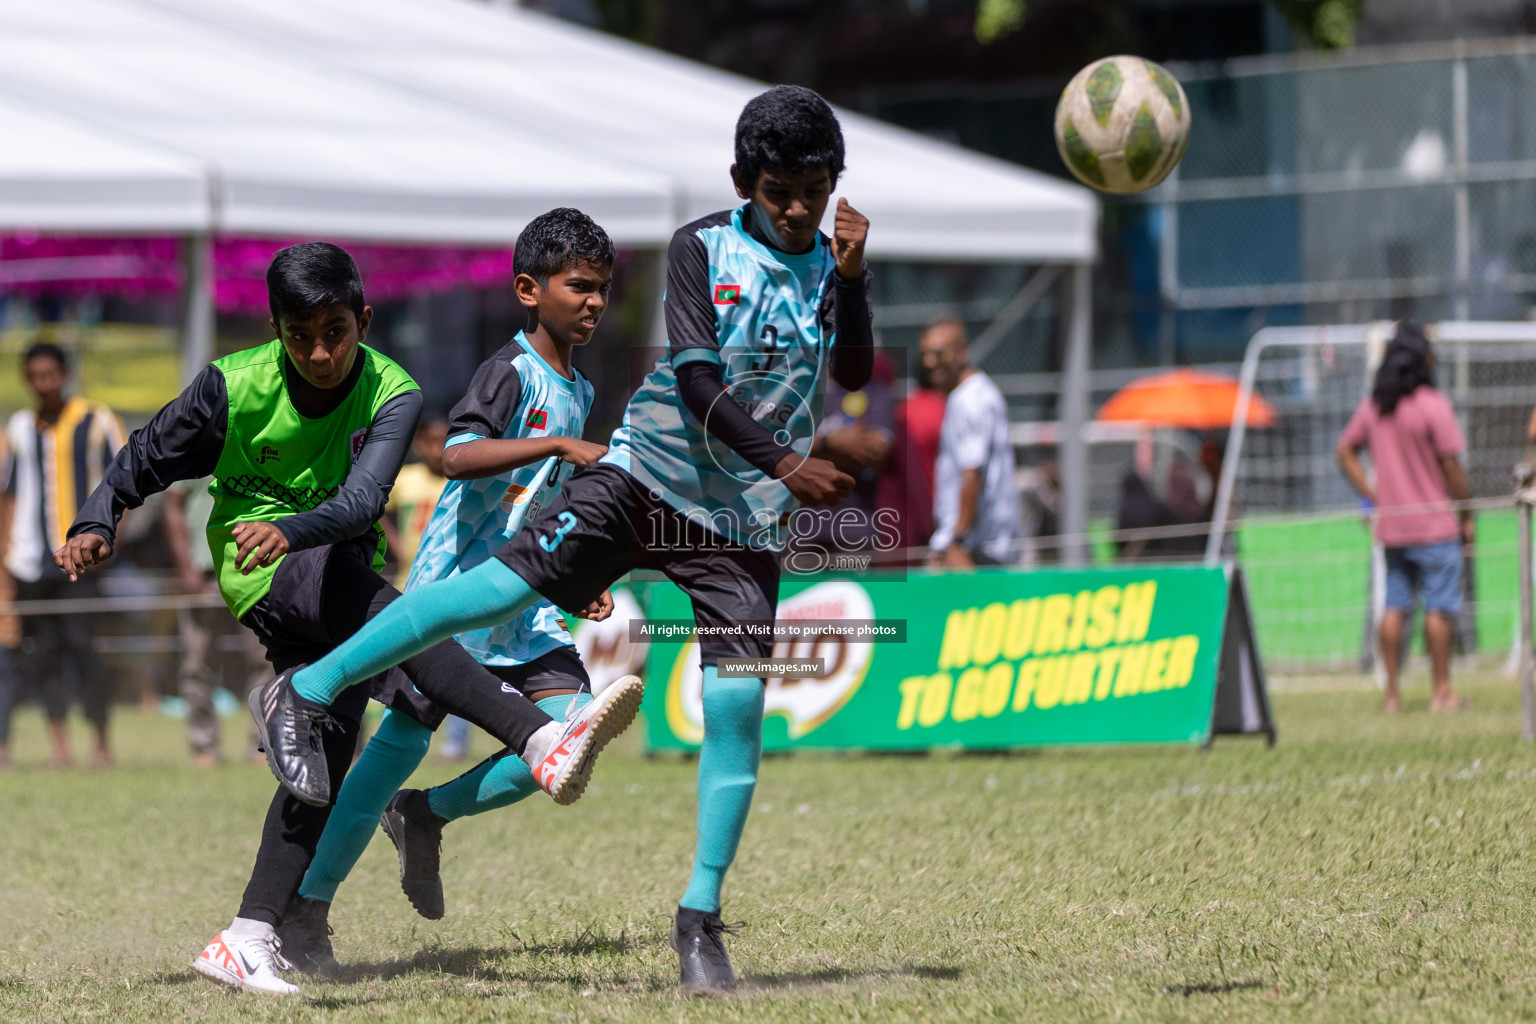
[1096, 368, 1276, 429]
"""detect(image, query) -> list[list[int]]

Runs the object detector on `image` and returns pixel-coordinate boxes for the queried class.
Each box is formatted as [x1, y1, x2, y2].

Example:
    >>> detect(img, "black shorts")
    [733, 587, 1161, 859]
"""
[239, 537, 446, 730]
[497, 463, 780, 665]
[485, 645, 591, 696]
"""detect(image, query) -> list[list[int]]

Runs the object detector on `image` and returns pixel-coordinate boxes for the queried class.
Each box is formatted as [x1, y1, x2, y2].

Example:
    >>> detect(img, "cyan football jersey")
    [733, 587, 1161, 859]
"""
[603, 206, 839, 549]
[405, 332, 594, 666]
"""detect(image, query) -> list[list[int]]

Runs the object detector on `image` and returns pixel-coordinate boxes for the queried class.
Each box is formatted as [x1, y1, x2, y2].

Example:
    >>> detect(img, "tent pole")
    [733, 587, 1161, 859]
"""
[648, 246, 668, 349]
[967, 265, 1059, 366]
[1059, 260, 1091, 565]
[181, 233, 214, 384]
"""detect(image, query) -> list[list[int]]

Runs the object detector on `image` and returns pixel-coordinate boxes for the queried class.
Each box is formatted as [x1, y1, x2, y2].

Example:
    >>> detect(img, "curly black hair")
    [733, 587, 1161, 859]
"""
[513, 207, 615, 285]
[733, 85, 846, 192]
[266, 242, 365, 326]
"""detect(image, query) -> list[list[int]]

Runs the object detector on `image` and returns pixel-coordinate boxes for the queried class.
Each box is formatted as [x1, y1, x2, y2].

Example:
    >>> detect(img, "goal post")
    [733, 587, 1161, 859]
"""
[1208, 321, 1536, 673]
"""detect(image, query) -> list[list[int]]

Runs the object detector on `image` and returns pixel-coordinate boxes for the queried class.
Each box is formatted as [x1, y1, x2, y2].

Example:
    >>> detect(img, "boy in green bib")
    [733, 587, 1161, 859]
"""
[55, 243, 638, 996]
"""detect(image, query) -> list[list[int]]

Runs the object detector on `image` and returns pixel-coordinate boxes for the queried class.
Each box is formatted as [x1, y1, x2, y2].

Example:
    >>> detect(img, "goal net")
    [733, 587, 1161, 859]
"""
[1211, 322, 1536, 674]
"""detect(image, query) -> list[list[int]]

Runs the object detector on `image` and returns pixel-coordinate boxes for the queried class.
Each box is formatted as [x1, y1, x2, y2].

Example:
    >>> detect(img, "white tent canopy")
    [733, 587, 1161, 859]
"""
[0, 93, 207, 233]
[0, 0, 1096, 256]
[0, 0, 674, 244]
[127, 0, 1098, 262]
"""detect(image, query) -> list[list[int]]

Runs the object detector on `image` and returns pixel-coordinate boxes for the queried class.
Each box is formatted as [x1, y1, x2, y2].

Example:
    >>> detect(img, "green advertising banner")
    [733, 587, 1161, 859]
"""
[638, 564, 1273, 753]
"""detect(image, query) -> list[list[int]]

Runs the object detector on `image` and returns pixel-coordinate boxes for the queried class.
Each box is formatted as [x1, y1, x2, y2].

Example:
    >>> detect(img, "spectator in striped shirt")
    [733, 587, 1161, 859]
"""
[0, 343, 126, 767]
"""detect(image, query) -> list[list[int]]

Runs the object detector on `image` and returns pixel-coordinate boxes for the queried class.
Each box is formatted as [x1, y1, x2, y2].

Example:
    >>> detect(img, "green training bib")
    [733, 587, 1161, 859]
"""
[207, 339, 418, 618]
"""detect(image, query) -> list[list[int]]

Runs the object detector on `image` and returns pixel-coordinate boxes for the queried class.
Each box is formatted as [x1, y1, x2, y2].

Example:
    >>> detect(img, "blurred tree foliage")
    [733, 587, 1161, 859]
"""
[1266, 0, 1361, 48]
[974, 0, 1026, 44]
[576, 0, 1357, 88]
[583, 0, 1358, 55]
[586, 0, 867, 87]
[588, 0, 849, 68]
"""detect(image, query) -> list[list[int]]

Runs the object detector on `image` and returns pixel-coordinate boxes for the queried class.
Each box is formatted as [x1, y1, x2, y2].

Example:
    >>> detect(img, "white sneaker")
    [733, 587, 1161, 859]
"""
[527, 675, 644, 805]
[192, 929, 299, 995]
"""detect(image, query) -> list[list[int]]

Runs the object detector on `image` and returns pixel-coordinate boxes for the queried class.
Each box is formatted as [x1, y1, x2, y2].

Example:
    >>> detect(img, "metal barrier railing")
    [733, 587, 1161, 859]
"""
[0, 592, 226, 616]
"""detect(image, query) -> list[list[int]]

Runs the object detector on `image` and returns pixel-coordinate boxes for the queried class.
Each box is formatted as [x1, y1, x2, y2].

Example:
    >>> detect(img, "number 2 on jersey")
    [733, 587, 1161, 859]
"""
[751, 324, 782, 374]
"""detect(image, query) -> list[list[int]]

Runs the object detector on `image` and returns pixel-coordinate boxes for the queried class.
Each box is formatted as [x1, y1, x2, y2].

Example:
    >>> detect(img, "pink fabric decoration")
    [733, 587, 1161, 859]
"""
[1, 234, 516, 313]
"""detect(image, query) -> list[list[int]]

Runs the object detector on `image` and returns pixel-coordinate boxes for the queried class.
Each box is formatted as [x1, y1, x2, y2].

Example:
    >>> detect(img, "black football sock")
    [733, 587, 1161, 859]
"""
[397, 638, 550, 753]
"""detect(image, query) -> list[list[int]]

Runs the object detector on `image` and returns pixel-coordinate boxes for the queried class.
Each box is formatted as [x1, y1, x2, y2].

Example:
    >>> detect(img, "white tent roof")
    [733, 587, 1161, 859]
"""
[0, 93, 207, 232]
[1, 0, 1096, 261]
[0, 0, 674, 244]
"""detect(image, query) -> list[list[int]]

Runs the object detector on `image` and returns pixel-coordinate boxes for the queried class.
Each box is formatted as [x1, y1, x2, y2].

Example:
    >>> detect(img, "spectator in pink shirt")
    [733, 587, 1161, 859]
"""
[1336, 323, 1472, 714]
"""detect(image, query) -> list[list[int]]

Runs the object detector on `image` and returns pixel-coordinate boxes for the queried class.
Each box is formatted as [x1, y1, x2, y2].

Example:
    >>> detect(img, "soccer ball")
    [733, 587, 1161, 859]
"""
[1054, 56, 1191, 194]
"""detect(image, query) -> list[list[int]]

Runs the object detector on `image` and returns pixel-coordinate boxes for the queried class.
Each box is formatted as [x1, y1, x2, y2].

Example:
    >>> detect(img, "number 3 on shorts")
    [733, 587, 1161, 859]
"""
[539, 510, 579, 552]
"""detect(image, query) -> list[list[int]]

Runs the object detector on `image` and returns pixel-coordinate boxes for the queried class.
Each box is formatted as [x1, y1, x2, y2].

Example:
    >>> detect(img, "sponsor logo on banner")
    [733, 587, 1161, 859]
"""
[664, 580, 874, 744]
[643, 566, 1266, 752]
[892, 580, 1202, 731]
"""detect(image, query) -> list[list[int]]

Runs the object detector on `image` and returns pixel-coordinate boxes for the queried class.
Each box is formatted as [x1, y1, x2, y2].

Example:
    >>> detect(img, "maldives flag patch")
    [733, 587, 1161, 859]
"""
[526, 408, 548, 429]
[714, 283, 741, 305]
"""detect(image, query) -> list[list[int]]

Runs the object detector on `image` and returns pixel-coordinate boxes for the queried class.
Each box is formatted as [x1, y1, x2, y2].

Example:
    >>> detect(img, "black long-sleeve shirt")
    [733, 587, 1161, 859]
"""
[69, 356, 420, 552]
[666, 216, 875, 477]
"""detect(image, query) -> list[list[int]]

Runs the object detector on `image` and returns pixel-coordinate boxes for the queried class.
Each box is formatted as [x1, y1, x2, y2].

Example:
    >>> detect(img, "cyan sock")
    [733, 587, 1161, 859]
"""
[679, 668, 765, 915]
[297, 708, 431, 903]
[292, 560, 539, 705]
[427, 692, 588, 821]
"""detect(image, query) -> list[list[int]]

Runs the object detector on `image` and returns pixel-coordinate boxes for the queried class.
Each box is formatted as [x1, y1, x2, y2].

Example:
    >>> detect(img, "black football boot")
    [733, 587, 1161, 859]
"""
[671, 907, 741, 996]
[380, 788, 447, 920]
[275, 896, 339, 976]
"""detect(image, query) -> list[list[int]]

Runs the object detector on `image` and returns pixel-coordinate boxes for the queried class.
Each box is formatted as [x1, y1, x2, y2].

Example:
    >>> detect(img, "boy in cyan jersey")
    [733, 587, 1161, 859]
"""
[53, 243, 632, 997]
[289, 209, 637, 942]
[260, 87, 874, 995]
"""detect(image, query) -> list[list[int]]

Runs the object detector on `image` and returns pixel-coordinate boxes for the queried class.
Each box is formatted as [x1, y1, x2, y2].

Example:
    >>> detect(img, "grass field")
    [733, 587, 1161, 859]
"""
[5, 676, 1536, 1023]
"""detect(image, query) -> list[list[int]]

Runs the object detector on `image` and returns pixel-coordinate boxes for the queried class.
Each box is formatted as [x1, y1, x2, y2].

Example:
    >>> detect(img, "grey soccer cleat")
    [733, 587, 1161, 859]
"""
[671, 907, 740, 996]
[380, 788, 447, 920]
[249, 668, 333, 807]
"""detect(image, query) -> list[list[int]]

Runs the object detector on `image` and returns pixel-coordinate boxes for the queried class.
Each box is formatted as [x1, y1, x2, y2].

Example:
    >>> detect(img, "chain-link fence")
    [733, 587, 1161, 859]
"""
[866, 38, 1536, 367]
[869, 260, 1061, 413]
[1164, 42, 1536, 332]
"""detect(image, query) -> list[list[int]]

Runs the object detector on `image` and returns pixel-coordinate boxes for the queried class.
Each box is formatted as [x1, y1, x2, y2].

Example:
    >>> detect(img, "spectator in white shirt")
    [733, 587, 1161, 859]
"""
[920, 319, 1024, 568]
